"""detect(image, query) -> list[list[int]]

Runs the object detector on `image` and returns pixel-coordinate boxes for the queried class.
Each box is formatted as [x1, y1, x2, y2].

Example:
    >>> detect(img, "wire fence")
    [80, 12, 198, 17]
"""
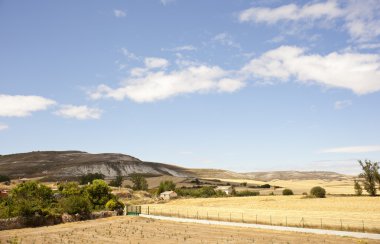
[140, 205, 380, 234]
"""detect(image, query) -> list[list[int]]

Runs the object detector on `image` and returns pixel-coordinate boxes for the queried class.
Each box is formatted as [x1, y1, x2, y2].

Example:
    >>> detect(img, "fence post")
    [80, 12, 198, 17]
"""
[197, 211, 199, 219]
[320, 218, 322, 229]
[148, 206, 150, 215]
[178, 210, 179, 218]
[207, 212, 208, 220]
[340, 219, 343, 230]
[301, 217, 304, 228]
[286, 216, 287, 227]
[230, 213, 232, 222]
[256, 214, 257, 224]
[242, 213, 244, 223]
[270, 216, 272, 225]
[218, 212, 220, 221]
[362, 220, 365, 232]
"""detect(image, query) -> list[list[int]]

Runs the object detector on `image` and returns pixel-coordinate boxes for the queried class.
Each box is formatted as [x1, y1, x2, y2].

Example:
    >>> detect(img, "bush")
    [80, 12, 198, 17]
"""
[130, 174, 148, 191]
[158, 180, 176, 194]
[310, 186, 326, 198]
[10, 181, 54, 217]
[58, 182, 82, 196]
[260, 184, 271, 188]
[282, 189, 294, 195]
[79, 173, 105, 185]
[59, 195, 91, 215]
[84, 179, 112, 209]
[269, 192, 275, 195]
[109, 175, 123, 187]
[234, 190, 260, 196]
[176, 187, 218, 198]
[105, 199, 124, 211]
[0, 175, 10, 183]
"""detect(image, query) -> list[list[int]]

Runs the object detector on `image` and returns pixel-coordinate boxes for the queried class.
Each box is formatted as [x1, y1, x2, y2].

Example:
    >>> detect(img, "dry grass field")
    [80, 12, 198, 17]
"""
[144, 195, 380, 232]
[0, 216, 376, 244]
[212, 178, 356, 195]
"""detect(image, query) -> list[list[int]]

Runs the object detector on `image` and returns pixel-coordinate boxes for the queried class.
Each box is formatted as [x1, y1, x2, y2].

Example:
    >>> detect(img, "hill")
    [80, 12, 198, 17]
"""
[0, 151, 350, 181]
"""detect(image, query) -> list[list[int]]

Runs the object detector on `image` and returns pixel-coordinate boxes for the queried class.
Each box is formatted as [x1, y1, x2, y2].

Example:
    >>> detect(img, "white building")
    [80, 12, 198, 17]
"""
[160, 190, 178, 200]
[215, 186, 233, 195]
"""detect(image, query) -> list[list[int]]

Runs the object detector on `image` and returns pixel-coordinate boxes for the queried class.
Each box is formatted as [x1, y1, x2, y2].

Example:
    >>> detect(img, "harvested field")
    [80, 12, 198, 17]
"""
[0, 216, 376, 244]
[144, 195, 380, 233]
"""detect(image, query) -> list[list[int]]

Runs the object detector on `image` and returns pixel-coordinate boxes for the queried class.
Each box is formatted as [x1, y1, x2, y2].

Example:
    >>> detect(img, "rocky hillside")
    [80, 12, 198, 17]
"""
[0, 151, 192, 180]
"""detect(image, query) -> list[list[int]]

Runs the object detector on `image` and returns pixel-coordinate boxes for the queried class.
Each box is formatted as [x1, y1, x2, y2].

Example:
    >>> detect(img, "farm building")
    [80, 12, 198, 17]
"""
[215, 186, 233, 195]
[160, 191, 177, 200]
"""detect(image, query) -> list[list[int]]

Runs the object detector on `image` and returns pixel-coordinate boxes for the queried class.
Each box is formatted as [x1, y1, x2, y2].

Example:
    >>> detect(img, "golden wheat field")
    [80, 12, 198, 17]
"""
[144, 195, 380, 232]
[0, 216, 376, 244]
[213, 178, 356, 195]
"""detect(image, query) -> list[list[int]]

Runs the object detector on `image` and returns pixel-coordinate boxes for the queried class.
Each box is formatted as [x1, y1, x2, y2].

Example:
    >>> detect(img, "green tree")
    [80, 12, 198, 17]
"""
[130, 174, 148, 191]
[105, 199, 124, 211]
[9, 181, 54, 217]
[58, 182, 82, 196]
[84, 179, 112, 209]
[354, 180, 363, 196]
[310, 186, 326, 198]
[282, 189, 294, 195]
[59, 195, 91, 215]
[157, 180, 176, 194]
[79, 173, 105, 185]
[109, 175, 123, 187]
[358, 160, 377, 196]
[0, 175, 10, 182]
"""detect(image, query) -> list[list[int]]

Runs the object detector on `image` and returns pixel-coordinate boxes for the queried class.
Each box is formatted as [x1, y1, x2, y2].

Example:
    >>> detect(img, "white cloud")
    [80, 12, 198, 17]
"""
[0, 94, 56, 117]
[55, 105, 102, 120]
[144, 57, 169, 69]
[238, 1, 343, 24]
[162, 45, 197, 52]
[121, 48, 138, 60]
[238, 0, 380, 42]
[320, 145, 380, 153]
[213, 32, 240, 49]
[241, 45, 380, 95]
[113, 9, 126, 18]
[0, 123, 8, 131]
[334, 100, 352, 109]
[89, 62, 245, 102]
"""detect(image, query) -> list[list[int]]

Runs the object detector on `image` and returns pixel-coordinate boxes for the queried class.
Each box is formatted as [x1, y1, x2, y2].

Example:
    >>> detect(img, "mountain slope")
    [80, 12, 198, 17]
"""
[0, 151, 192, 179]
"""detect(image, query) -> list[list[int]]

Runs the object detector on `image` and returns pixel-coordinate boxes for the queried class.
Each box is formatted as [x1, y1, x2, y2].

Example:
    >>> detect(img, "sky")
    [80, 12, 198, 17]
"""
[1, 0, 380, 175]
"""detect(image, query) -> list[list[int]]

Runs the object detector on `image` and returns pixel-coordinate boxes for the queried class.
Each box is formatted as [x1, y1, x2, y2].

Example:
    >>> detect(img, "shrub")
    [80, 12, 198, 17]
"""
[105, 199, 124, 211]
[58, 182, 82, 196]
[109, 175, 123, 187]
[176, 187, 218, 198]
[354, 180, 363, 196]
[282, 189, 294, 195]
[158, 180, 176, 194]
[0, 175, 10, 183]
[59, 195, 91, 215]
[302, 192, 308, 195]
[269, 192, 275, 195]
[79, 173, 105, 185]
[310, 186, 326, 198]
[234, 190, 260, 196]
[9, 181, 54, 217]
[260, 184, 271, 188]
[130, 174, 148, 191]
[84, 179, 112, 209]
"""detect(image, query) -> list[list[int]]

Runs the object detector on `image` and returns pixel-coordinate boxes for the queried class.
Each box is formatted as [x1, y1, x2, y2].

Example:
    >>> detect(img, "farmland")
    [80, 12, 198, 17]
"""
[0, 216, 376, 244]
[144, 195, 380, 232]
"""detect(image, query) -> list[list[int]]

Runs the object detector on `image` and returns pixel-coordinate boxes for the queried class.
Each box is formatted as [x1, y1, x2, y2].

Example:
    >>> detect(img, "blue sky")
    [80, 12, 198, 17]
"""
[1, 0, 380, 174]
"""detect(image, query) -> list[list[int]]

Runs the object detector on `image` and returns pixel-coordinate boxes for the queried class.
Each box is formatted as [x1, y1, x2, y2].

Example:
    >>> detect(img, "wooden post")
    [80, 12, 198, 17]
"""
[286, 216, 287, 227]
[362, 220, 365, 232]
[340, 219, 343, 230]
[197, 211, 198, 219]
[256, 214, 257, 224]
[320, 218, 322, 229]
[270, 216, 272, 225]
[230, 213, 231, 222]
[207, 212, 208, 220]
[218, 212, 220, 221]
[148, 206, 150, 215]
[242, 213, 244, 223]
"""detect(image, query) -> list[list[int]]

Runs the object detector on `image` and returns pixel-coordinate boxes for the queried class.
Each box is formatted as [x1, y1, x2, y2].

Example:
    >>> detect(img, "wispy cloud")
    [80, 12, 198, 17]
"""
[55, 105, 102, 120]
[160, 0, 175, 6]
[212, 32, 241, 49]
[113, 9, 126, 18]
[0, 123, 8, 131]
[0, 94, 56, 117]
[241, 45, 380, 95]
[120, 48, 138, 60]
[320, 145, 380, 153]
[162, 45, 197, 52]
[334, 100, 352, 110]
[238, 0, 380, 42]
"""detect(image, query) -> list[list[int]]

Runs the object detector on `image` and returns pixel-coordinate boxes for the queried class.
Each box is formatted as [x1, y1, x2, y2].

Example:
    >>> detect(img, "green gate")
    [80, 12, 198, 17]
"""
[126, 205, 141, 216]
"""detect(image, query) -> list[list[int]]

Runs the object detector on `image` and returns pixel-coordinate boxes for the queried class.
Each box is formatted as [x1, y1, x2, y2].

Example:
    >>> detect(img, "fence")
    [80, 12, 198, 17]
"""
[140, 205, 380, 234]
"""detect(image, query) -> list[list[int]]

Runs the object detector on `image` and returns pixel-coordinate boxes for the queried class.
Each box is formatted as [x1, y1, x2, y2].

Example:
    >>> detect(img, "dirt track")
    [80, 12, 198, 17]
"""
[0, 216, 378, 244]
